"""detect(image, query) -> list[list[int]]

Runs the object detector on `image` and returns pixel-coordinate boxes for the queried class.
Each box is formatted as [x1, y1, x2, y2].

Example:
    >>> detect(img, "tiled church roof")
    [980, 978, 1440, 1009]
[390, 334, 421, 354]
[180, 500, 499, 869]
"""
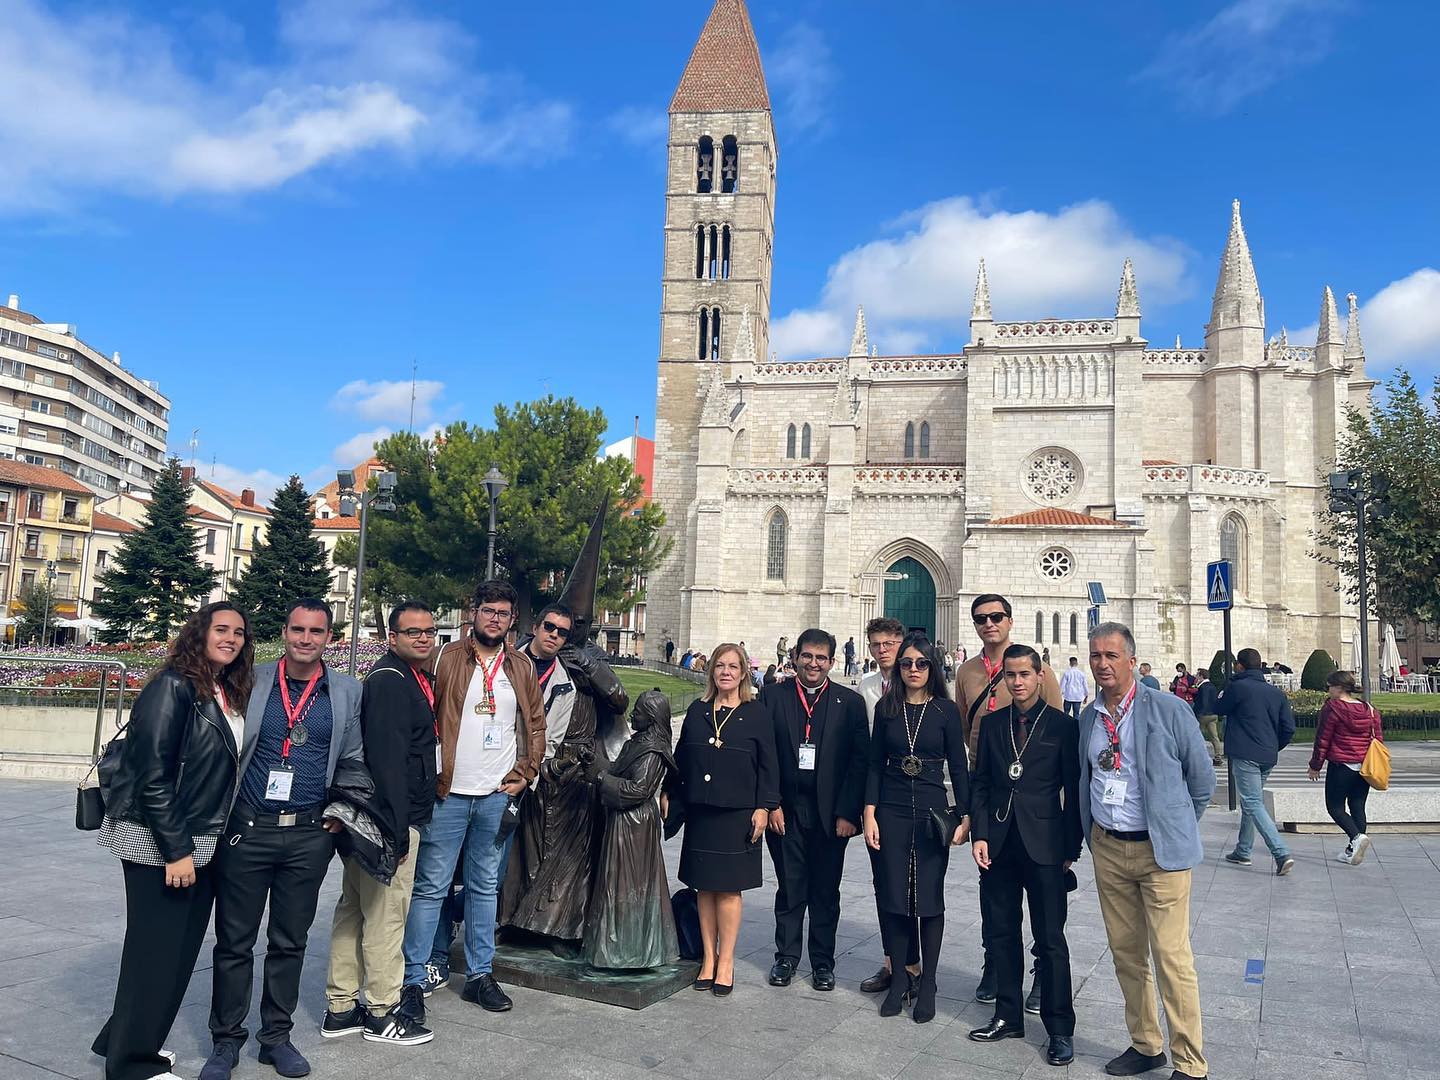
[989, 509, 1127, 527]
[670, 0, 771, 113]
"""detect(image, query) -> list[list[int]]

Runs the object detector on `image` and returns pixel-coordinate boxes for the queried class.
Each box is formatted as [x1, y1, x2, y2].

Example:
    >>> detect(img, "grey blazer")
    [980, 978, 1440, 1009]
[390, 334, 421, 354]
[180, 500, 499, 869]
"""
[230, 661, 365, 813]
[1078, 683, 1216, 870]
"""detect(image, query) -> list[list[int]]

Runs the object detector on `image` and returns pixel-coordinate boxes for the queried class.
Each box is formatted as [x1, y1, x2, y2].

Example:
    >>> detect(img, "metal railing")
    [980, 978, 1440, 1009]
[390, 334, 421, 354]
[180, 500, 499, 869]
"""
[1, 655, 128, 758]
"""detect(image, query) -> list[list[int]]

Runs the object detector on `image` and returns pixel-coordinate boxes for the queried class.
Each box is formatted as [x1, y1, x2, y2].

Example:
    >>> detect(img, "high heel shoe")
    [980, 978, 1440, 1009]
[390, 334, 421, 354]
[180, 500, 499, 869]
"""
[711, 981, 733, 997]
[692, 972, 715, 991]
[912, 979, 938, 1024]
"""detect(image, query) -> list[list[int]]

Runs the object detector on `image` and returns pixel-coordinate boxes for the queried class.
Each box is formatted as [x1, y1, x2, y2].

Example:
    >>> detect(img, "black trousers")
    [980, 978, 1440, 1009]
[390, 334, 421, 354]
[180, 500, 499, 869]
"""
[985, 828, 1074, 1035]
[210, 812, 334, 1048]
[765, 799, 849, 969]
[94, 860, 216, 1080]
[1325, 763, 1371, 840]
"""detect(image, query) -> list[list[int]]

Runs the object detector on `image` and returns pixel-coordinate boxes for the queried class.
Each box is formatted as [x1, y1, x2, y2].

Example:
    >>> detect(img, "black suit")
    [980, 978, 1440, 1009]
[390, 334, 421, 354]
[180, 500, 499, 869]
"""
[760, 679, 868, 970]
[970, 698, 1081, 1035]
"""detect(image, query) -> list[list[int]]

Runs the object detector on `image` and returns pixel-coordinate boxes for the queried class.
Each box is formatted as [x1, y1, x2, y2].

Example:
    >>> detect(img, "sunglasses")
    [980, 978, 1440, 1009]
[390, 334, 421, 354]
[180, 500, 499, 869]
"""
[973, 611, 1009, 626]
[898, 657, 931, 671]
[540, 619, 571, 638]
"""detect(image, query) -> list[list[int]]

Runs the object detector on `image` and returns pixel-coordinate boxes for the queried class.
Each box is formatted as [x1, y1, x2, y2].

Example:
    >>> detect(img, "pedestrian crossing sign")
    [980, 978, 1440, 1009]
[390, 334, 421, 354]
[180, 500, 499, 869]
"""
[1207, 560, 1233, 611]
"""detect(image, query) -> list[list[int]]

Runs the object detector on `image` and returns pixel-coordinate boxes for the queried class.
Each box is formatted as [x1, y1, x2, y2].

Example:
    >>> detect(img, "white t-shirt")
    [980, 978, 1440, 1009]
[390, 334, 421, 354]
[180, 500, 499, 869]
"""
[449, 661, 519, 797]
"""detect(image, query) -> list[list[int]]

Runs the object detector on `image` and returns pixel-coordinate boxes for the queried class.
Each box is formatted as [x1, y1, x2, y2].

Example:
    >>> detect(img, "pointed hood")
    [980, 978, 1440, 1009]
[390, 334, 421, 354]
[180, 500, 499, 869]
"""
[670, 0, 771, 113]
[1344, 292, 1365, 359]
[1317, 285, 1342, 346]
[849, 305, 869, 357]
[972, 258, 993, 320]
[1209, 199, 1264, 330]
[557, 496, 608, 637]
[1116, 258, 1141, 318]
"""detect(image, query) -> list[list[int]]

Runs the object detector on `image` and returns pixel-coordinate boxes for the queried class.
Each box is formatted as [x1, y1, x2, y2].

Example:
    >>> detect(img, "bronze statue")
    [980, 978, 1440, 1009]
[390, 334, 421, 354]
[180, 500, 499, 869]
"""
[583, 689, 679, 970]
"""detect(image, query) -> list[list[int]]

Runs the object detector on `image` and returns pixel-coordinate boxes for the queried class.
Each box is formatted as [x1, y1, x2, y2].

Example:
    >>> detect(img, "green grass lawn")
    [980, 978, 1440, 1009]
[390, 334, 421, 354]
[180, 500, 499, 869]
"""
[615, 666, 703, 715]
[1366, 692, 1440, 710]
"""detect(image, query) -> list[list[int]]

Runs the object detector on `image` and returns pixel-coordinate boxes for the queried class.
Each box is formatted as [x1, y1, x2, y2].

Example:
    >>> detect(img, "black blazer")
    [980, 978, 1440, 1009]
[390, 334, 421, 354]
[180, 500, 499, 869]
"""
[759, 679, 868, 827]
[970, 701, 1082, 866]
[669, 698, 781, 813]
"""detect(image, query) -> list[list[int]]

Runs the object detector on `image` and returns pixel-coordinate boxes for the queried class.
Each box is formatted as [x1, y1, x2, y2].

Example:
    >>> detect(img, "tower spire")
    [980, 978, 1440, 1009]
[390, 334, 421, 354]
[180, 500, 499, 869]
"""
[849, 305, 869, 357]
[733, 307, 756, 361]
[1116, 258, 1141, 318]
[1210, 199, 1263, 331]
[1317, 285, 1342, 346]
[700, 358, 731, 427]
[670, 0, 770, 113]
[971, 258, 993, 321]
[1344, 292, 1365, 359]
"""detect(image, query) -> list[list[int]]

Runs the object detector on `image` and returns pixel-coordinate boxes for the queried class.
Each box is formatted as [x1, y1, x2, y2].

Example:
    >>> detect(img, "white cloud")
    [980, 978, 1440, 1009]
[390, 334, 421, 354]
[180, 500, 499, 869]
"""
[771, 196, 1191, 358]
[333, 428, 393, 468]
[1287, 268, 1440, 370]
[1137, 0, 1347, 114]
[331, 378, 446, 425]
[606, 106, 669, 148]
[0, 0, 570, 211]
[172, 462, 287, 503]
[768, 22, 835, 136]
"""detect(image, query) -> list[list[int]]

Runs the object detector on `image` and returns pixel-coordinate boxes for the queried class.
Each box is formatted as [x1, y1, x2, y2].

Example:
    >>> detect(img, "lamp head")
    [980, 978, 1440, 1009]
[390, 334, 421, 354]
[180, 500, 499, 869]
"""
[337, 469, 356, 492]
[377, 470, 397, 492]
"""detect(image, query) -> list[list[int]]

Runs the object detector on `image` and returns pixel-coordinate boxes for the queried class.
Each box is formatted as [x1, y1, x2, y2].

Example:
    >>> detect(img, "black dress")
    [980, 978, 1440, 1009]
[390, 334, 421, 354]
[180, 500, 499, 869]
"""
[866, 697, 969, 917]
[670, 699, 780, 892]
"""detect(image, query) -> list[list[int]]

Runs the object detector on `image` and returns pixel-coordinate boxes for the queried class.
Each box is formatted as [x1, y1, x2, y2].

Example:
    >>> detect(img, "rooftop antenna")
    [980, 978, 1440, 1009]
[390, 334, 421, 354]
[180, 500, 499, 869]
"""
[408, 358, 417, 432]
[189, 428, 199, 468]
[210, 453, 217, 479]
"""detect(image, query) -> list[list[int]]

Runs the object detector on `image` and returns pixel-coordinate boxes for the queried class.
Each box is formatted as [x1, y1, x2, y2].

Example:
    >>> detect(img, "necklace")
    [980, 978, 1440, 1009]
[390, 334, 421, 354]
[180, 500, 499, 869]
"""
[900, 698, 929, 776]
[709, 700, 738, 748]
[1006, 702, 1049, 781]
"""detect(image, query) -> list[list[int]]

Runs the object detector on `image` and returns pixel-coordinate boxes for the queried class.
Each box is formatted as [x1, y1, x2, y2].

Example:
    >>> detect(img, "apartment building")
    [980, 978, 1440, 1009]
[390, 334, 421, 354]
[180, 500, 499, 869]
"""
[190, 474, 271, 585]
[0, 460, 98, 636]
[0, 293, 170, 495]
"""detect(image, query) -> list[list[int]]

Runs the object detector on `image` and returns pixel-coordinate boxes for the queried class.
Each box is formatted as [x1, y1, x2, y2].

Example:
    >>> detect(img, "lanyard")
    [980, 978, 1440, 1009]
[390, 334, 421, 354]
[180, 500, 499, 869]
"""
[1096, 684, 1138, 767]
[981, 653, 1003, 711]
[411, 665, 437, 738]
[215, 685, 229, 714]
[277, 659, 322, 763]
[477, 646, 505, 702]
[537, 658, 557, 687]
[795, 678, 828, 742]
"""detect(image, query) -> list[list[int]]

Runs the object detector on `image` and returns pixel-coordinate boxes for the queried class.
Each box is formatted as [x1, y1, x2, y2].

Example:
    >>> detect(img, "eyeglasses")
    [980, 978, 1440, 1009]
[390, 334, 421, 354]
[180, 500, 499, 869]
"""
[540, 619, 571, 638]
[797, 651, 830, 664]
[868, 639, 901, 651]
[395, 627, 438, 640]
[476, 606, 513, 622]
[973, 611, 1009, 626]
[898, 657, 931, 671]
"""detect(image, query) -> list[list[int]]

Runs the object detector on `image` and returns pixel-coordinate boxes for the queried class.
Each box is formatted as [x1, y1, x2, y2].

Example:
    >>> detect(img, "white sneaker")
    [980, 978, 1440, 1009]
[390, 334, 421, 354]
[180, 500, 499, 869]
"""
[1335, 846, 1353, 864]
[1349, 834, 1370, 865]
[160, 1051, 177, 1067]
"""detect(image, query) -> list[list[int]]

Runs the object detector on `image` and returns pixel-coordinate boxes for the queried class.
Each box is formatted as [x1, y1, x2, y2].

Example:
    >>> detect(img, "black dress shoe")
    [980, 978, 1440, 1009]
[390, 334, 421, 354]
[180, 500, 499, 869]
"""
[1168, 1072, 1207, 1080]
[810, 966, 836, 991]
[860, 966, 891, 993]
[768, 958, 796, 986]
[974, 965, 997, 1004]
[1047, 1035, 1075, 1066]
[968, 1017, 1025, 1042]
[462, 973, 514, 1012]
[1105, 1047, 1168, 1075]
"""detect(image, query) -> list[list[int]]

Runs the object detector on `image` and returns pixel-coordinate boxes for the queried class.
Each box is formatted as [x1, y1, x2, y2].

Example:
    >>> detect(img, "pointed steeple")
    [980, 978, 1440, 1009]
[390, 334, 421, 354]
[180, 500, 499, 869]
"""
[699, 360, 731, 427]
[1344, 293, 1365, 359]
[1317, 286, 1342, 345]
[971, 259, 993, 321]
[849, 305, 869, 357]
[830, 371, 854, 423]
[732, 307, 756, 361]
[556, 496, 608, 639]
[1116, 258, 1141, 318]
[1209, 199, 1264, 331]
[670, 0, 771, 113]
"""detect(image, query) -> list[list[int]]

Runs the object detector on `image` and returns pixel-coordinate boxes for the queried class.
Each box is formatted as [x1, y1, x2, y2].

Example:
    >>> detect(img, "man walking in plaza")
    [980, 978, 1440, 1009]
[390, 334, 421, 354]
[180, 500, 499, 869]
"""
[1082, 622, 1214, 1080]
[399, 580, 546, 1020]
[1060, 655, 1088, 719]
[843, 635, 857, 678]
[204, 599, 364, 1080]
[1138, 663, 1161, 690]
[955, 594, 1061, 1007]
[322, 601, 439, 1046]
[1218, 648, 1296, 875]
[1190, 668, 1223, 765]
[761, 628, 868, 992]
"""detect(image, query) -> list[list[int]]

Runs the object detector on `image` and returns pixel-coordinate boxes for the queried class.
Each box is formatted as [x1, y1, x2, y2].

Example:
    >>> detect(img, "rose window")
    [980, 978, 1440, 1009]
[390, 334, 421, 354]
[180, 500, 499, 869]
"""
[1038, 548, 1074, 581]
[1023, 449, 1080, 504]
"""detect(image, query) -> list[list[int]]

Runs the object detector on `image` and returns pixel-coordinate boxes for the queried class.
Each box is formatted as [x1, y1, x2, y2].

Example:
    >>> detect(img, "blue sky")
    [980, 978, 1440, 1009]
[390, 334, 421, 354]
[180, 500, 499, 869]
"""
[3, 0, 1437, 498]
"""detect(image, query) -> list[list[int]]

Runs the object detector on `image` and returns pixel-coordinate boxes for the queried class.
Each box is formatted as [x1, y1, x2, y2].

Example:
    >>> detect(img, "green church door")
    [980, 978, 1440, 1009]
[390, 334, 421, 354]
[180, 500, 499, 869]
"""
[883, 557, 936, 636]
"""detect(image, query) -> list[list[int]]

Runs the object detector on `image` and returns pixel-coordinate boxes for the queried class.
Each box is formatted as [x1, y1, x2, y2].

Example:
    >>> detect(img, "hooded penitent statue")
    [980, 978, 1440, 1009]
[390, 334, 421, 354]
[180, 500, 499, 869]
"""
[499, 499, 629, 942]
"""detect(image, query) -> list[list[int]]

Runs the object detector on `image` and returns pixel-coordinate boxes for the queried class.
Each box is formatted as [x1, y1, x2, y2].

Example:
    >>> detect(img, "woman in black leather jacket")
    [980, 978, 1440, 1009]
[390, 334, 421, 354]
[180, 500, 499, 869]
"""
[92, 602, 254, 1080]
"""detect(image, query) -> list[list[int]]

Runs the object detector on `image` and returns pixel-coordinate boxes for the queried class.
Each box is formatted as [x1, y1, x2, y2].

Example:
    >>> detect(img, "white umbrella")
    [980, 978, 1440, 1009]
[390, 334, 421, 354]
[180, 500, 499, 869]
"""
[0, 616, 17, 626]
[1349, 620, 1362, 672]
[49, 618, 80, 628]
[1380, 623, 1403, 678]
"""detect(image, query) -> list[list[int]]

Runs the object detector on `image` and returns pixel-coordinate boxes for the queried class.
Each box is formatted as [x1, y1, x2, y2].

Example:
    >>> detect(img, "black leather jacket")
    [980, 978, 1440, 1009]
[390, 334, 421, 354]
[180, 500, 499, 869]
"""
[102, 669, 241, 863]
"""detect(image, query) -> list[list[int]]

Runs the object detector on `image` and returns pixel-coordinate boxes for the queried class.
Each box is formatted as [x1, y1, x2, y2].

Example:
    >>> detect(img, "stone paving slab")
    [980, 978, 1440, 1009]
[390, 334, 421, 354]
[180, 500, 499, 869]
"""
[0, 779, 1437, 1080]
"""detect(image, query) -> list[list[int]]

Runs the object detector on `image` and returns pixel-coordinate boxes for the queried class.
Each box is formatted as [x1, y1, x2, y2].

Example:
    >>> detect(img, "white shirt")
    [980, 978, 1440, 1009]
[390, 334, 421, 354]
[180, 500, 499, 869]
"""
[449, 661, 519, 797]
[1088, 691, 1147, 832]
[858, 669, 889, 730]
[1059, 667, 1089, 703]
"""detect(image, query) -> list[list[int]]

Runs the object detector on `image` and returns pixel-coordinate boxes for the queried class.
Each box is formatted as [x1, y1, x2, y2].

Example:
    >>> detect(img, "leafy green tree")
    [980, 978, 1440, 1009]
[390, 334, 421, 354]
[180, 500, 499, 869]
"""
[232, 476, 334, 641]
[1312, 371, 1440, 624]
[1301, 648, 1337, 691]
[365, 396, 669, 628]
[15, 580, 55, 645]
[92, 458, 218, 642]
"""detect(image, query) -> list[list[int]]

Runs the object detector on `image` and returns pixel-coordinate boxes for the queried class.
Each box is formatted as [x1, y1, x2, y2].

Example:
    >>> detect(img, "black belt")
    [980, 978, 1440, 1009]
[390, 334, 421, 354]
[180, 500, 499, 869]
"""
[1103, 827, 1150, 842]
[887, 756, 943, 766]
[237, 803, 323, 828]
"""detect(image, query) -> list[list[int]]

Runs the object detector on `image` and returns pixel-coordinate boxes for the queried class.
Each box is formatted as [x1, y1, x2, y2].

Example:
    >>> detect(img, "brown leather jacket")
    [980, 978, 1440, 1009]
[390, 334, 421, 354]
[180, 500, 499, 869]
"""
[433, 635, 546, 798]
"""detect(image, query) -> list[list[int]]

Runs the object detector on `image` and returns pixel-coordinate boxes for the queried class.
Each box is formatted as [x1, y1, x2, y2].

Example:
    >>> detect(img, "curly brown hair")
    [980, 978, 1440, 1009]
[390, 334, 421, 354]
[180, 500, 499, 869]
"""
[157, 602, 256, 714]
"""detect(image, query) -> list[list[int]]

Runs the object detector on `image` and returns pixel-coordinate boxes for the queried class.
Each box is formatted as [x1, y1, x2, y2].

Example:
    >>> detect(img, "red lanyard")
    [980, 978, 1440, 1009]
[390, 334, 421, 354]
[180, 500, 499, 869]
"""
[477, 646, 505, 701]
[537, 658, 557, 687]
[277, 659, 322, 762]
[795, 678, 828, 742]
[981, 653, 1003, 711]
[411, 665, 437, 737]
[215, 685, 229, 713]
[1097, 684, 1138, 767]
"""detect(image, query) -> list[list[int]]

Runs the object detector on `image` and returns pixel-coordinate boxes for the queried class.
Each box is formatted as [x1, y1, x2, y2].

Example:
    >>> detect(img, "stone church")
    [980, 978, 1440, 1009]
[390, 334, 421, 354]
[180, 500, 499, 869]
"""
[647, 0, 1374, 671]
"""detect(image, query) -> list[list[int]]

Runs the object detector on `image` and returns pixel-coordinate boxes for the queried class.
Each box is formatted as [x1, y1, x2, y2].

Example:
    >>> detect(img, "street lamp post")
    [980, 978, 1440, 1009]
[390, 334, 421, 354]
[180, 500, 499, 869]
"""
[1329, 469, 1391, 702]
[483, 465, 508, 580]
[40, 559, 57, 647]
[338, 469, 397, 677]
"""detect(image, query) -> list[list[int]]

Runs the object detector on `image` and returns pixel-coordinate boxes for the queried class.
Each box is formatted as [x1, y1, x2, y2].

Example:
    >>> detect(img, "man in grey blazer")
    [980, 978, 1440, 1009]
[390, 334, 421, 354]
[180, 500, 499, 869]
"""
[1080, 622, 1215, 1080]
[202, 599, 365, 1080]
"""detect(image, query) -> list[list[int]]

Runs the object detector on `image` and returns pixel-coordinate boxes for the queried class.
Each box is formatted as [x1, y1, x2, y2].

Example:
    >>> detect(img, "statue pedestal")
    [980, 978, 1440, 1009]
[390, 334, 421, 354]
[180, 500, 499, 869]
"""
[452, 939, 699, 1010]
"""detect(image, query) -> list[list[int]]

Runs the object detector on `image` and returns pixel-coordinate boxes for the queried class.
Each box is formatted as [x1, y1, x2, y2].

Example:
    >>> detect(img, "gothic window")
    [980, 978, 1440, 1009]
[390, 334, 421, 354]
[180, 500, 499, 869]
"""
[1069, 613, 1078, 644]
[786, 424, 797, 459]
[697, 308, 709, 361]
[919, 421, 931, 459]
[1053, 613, 1061, 644]
[1038, 547, 1075, 581]
[1023, 448, 1082, 504]
[708, 224, 719, 279]
[904, 422, 915, 459]
[709, 307, 721, 360]
[1035, 611, 1044, 642]
[721, 135, 738, 193]
[720, 225, 732, 279]
[696, 136, 714, 193]
[766, 508, 787, 580]
[800, 423, 812, 458]
[1220, 513, 1246, 594]
[694, 225, 705, 279]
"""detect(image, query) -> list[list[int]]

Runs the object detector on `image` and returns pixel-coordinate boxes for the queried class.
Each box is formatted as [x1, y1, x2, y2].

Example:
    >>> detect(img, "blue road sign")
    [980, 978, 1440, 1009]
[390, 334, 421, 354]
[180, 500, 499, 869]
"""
[1087, 581, 1107, 607]
[1087, 606, 1101, 633]
[1207, 560, 1233, 611]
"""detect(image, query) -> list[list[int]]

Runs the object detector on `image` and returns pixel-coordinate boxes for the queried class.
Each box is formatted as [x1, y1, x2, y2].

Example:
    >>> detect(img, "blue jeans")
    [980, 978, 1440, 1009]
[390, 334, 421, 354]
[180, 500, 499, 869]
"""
[1064, 700, 1083, 720]
[402, 792, 514, 983]
[1231, 758, 1290, 862]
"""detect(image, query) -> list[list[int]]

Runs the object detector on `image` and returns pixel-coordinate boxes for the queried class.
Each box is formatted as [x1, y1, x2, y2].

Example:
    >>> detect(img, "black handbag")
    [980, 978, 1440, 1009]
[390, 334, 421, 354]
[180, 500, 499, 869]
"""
[75, 722, 130, 832]
[929, 805, 962, 846]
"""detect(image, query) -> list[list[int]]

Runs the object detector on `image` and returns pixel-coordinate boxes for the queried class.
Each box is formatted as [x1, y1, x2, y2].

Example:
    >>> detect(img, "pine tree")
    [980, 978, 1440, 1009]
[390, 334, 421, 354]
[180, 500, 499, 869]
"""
[232, 476, 334, 641]
[92, 458, 219, 643]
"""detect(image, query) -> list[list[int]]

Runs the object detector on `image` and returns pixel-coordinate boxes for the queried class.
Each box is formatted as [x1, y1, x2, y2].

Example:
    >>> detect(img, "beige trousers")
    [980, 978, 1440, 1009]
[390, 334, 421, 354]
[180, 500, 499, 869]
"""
[325, 827, 419, 1013]
[1091, 825, 1207, 1077]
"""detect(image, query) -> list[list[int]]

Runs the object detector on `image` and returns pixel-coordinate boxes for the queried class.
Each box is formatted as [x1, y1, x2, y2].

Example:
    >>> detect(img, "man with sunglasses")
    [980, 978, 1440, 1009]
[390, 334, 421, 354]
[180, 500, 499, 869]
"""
[956, 594, 1062, 1009]
[322, 601, 439, 1045]
[520, 604, 577, 762]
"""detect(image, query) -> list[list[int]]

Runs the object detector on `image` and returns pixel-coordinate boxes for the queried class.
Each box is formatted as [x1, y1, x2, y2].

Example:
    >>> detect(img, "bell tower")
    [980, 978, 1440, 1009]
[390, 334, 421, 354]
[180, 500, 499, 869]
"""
[649, 0, 777, 653]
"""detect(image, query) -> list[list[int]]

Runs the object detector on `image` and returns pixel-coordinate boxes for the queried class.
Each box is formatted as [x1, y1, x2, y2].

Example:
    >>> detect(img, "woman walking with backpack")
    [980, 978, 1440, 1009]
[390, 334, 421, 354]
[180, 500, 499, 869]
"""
[1307, 669, 1383, 865]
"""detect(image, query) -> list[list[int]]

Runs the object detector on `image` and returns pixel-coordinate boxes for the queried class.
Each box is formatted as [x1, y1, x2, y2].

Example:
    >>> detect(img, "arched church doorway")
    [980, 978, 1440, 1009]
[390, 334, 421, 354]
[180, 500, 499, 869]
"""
[883, 557, 936, 636]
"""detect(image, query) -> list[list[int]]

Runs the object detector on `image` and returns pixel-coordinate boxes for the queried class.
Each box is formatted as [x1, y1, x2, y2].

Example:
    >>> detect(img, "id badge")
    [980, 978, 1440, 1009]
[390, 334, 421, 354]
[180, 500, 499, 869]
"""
[1101, 778, 1129, 807]
[265, 768, 294, 802]
[797, 743, 817, 771]
[482, 715, 505, 750]
[435, 743, 443, 773]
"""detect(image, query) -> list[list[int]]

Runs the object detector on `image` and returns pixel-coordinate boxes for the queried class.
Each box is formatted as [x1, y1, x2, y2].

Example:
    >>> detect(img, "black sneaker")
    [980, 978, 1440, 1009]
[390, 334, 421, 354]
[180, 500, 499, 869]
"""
[462, 973, 514, 1012]
[1105, 1046, 1168, 1076]
[321, 1003, 368, 1038]
[257, 1042, 310, 1078]
[363, 1006, 435, 1045]
[199, 1043, 239, 1080]
[397, 983, 427, 1024]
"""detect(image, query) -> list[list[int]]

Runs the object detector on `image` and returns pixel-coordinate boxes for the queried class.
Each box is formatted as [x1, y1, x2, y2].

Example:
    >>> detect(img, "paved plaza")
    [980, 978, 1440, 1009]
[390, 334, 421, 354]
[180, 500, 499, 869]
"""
[1, 778, 1437, 1080]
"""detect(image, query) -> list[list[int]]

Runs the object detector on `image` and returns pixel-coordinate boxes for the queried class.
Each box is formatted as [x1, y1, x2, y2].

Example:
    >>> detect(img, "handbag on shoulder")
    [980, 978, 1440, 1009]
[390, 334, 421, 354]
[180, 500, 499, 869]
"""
[1359, 708, 1390, 790]
[75, 728, 130, 832]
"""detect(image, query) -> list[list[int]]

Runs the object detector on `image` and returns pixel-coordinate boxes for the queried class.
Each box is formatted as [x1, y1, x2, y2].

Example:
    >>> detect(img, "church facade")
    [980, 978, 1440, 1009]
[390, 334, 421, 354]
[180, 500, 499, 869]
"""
[647, 0, 1374, 671]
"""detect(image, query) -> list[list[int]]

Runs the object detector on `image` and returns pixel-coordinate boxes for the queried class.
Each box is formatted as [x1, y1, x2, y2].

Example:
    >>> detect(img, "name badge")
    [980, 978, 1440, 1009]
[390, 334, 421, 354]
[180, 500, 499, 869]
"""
[482, 715, 506, 750]
[436, 743, 443, 773]
[265, 768, 294, 802]
[1101, 778, 1129, 807]
[797, 743, 817, 771]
